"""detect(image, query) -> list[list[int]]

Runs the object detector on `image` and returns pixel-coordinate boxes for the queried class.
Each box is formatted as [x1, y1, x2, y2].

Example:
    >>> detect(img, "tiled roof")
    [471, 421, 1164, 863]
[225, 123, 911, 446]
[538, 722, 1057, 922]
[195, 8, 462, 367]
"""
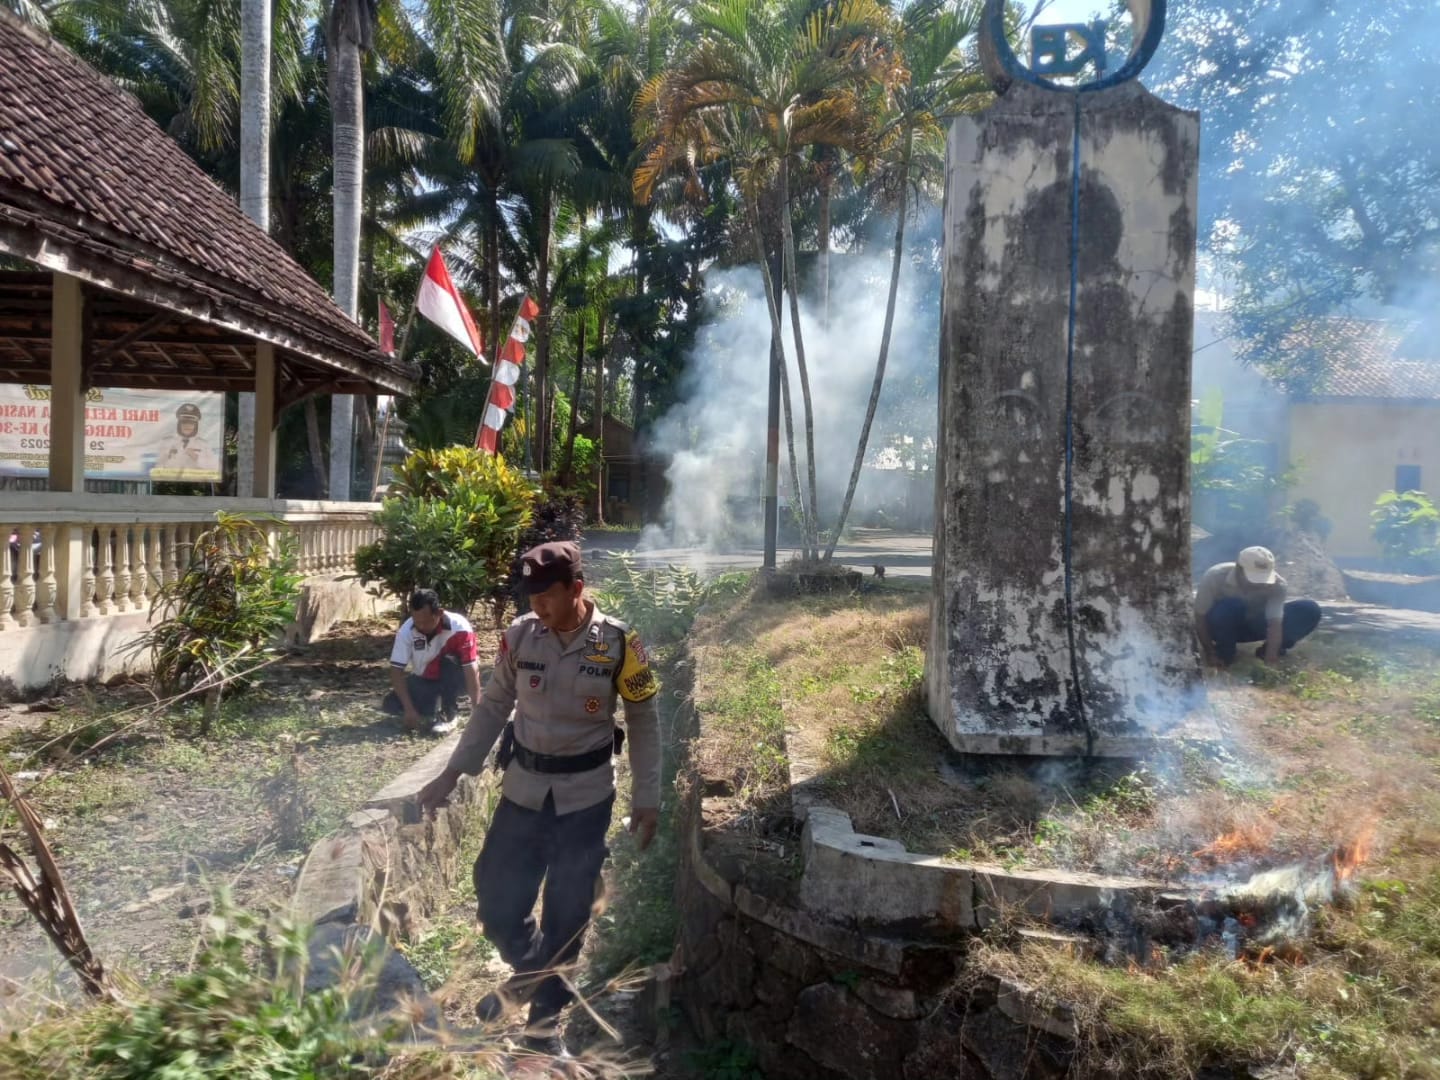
[0, 9, 410, 392]
[1286, 318, 1440, 401]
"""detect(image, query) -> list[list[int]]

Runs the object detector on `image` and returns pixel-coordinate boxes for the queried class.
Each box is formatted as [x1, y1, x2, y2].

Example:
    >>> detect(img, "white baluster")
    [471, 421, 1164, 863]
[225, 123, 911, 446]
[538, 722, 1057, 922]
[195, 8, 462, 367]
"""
[81, 526, 99, 617]
[129, 527, 148, 611]
[37, 524, 57, 624]
[164, 525, 180, 586]
[96, 527, 115, 615]
[13, 523, 36, 627]
[0, 524, 14, 631]
[145, 526, 162, 606]
[113, 527, 132, 612]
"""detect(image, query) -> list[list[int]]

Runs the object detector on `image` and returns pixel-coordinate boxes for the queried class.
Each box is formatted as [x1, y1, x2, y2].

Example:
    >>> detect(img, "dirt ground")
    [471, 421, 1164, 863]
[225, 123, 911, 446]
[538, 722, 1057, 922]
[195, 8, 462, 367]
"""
[0, 618, 499, 1026]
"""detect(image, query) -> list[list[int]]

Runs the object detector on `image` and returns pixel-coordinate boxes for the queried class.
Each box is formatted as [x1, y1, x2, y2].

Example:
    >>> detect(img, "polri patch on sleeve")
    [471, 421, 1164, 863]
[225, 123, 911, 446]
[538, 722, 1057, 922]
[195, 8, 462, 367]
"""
[618, 629, 659, 703]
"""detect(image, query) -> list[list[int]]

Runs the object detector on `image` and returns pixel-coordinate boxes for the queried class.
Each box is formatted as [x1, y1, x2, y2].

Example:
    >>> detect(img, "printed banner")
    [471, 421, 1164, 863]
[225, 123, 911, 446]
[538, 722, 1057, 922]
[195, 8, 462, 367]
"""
[0, 385, 224, 482]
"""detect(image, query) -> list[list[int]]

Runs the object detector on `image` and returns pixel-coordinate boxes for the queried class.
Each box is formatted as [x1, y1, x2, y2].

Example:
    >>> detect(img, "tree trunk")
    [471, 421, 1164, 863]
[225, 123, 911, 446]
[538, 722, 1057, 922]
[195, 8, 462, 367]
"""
[328, 27, 364, 501]
[591, 314, 607, 523]
[534, 195, 553, 474]
[777, 154, 821, 555]
[817, 154, 832, 332]
[826, 131, 912, 561]
[561, 310, 586, 485]
[485, 186, 501, 353]
[236, 0, 271, 497]
[304, 397, 327, 495]
[748, 193, 811, 559]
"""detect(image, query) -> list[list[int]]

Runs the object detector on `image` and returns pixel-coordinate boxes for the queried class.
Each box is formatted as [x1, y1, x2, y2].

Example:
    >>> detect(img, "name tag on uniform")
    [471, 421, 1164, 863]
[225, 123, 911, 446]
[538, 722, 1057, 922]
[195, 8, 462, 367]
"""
[517, 660, 546, 671]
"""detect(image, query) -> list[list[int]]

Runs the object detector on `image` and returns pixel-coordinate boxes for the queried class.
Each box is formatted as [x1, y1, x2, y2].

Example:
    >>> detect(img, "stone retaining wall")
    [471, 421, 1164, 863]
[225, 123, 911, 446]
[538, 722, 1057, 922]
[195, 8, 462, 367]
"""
[675, 771, 1082, 1080]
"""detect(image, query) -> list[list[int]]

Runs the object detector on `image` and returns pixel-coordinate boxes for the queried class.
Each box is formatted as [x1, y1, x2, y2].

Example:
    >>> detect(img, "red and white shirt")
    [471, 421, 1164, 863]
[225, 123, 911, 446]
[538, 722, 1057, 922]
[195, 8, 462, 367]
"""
[389, 610, 479, 679]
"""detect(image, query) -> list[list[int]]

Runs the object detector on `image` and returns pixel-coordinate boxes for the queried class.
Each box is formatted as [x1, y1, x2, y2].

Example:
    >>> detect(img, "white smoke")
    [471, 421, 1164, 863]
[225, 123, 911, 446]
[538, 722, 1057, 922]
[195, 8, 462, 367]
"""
[642, 222, 942, 554]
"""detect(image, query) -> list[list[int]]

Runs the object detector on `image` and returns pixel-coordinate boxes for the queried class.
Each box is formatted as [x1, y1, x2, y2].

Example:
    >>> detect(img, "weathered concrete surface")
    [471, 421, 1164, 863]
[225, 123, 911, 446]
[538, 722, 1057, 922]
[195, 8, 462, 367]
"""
[928, 80, 1204, 755]
[288, 574, 383, 645]
[0, 612, 150, 693]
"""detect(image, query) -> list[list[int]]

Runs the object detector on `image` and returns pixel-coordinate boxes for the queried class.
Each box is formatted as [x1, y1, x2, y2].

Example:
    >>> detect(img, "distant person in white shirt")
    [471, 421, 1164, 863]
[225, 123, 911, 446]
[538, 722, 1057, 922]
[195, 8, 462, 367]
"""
[151, 402, 218, 477]
[381, 588, 481, 734]
[1194, 546, 1322, 667]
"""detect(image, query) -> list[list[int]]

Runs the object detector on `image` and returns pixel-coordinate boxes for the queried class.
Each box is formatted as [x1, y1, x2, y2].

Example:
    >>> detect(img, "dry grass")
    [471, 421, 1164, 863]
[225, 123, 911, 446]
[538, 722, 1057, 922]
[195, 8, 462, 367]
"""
[688, 588, 1440, 889]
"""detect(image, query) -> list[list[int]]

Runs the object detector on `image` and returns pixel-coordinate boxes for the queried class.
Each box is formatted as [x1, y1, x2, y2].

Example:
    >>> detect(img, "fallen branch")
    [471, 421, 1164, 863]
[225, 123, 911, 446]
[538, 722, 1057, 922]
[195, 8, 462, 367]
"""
[0, 759, 120, 1002]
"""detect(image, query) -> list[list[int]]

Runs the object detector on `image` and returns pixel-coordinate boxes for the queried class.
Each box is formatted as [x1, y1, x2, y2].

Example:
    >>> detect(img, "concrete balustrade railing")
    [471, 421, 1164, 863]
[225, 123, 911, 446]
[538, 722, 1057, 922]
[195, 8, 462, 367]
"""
[0, 494, 381, 632]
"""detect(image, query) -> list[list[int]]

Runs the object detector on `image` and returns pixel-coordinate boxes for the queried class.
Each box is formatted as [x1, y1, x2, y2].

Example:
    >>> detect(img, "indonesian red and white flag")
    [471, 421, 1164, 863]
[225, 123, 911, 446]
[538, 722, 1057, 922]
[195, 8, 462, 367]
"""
[475, 295, 540, 453]
[416, 247, 484, 359]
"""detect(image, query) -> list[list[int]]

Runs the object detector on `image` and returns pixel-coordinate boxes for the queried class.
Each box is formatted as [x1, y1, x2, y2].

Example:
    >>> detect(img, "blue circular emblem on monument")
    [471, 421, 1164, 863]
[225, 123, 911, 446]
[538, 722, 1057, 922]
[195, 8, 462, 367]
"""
[980, 0, 1165, 93]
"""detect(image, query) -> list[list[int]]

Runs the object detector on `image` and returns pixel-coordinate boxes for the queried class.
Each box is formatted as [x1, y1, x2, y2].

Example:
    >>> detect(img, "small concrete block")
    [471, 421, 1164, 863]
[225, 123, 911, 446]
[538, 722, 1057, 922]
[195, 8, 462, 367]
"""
[347, 808, 392, 830]
[996, 978, 1079, 1041]
[691, 830, 734, 905]
[364, 733, 462, 824]
[292, 832, 368, 926]
[855, 979, 923, 1021]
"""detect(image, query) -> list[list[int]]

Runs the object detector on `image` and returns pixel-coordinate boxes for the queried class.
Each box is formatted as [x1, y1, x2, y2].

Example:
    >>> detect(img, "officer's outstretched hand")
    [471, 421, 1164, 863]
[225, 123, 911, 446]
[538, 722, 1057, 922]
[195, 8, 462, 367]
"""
[629, 807, 659, 851]
[417, 767, 460, 819]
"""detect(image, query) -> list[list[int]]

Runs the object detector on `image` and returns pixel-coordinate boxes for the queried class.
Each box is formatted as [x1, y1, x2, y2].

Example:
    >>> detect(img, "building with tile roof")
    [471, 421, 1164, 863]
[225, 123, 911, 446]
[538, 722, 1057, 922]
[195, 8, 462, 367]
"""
[0, 7, 412, 497]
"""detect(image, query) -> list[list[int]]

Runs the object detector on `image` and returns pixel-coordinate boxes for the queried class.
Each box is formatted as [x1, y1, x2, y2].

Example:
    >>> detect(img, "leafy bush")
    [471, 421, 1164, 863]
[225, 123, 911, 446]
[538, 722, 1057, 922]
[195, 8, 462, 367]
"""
[509, 492, 586, 606]
[136, 513, 301, 732]
[87, 905, 380, 1079]
[1282, 497, 1332, 539]
[355, 447, 536, 615]
[1372, 489, 1440, 574]
[593, 555, 750, 644]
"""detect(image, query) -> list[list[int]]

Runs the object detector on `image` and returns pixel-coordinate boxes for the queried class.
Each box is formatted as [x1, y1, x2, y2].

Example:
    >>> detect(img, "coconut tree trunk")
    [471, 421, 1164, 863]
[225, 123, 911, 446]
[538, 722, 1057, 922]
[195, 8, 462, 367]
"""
[561, 310, 586, 485]
[777, 154, 821, 556]
[826, 130, 912, 561]
[533, 195, 554, 474]
[236, 0, 271, 497]
[747, 194, 811, 559]
[592, 316, 606, 524]
[304, 397, 327, 495]
[817, 151, 833, 332]
[327, 22, 364, 501]
[485, 184, 501, 352]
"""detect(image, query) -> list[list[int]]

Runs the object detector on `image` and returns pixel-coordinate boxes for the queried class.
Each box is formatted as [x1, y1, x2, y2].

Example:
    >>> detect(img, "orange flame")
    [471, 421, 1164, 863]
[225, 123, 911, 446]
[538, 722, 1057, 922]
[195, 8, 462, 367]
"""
[1330, 820, 1377, 884]
[1193, 819, 1276, 865]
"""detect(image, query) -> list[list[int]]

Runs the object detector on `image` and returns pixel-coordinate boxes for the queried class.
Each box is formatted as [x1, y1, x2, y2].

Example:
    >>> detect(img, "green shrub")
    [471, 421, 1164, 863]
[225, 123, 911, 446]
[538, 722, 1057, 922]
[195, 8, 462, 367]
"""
[593, 556, 750, 644]
[355, 447, 536, 615]
[1371, 489, 1440, 574]
[135, 513, 301, 733]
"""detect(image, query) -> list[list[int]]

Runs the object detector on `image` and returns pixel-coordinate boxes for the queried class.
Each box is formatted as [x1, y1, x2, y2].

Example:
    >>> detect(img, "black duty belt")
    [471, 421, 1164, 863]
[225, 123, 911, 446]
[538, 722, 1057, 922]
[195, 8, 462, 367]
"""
[511, 736, 613, 775]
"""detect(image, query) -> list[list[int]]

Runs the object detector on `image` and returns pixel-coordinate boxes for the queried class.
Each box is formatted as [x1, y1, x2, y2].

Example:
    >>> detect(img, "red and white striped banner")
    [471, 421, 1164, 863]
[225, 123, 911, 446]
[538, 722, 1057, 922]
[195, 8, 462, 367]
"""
[476, 296, 541, 454]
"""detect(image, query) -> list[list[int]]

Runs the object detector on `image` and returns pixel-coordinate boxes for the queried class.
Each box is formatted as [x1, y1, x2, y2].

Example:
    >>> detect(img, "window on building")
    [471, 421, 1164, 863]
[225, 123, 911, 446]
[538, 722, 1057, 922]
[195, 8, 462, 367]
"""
[1396, 464, 1422, 493]
[608, 466, 631, 502]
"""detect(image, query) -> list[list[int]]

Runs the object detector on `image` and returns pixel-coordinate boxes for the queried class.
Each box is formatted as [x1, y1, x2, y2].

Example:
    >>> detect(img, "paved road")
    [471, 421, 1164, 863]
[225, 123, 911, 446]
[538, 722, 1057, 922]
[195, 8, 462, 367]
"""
[586, 529, 934, 580]
[585, 528, 1440, 645]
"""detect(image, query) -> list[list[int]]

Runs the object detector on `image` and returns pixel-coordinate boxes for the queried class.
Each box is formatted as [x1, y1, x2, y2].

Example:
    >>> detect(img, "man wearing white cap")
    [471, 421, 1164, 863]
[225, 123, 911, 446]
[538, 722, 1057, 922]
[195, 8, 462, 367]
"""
[1194, 546, 1323, 667]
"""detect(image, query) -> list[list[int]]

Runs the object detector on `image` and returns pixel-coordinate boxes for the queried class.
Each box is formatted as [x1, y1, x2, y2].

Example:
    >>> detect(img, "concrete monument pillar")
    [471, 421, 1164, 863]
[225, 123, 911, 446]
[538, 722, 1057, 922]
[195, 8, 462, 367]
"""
[926, 0, 1204, 755]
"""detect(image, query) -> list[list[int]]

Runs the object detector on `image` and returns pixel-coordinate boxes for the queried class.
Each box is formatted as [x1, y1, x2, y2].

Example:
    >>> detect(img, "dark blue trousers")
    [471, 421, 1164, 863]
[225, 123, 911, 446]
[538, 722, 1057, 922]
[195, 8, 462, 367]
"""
[474, 791, 613, 1022]
[1207, 596, 1322, 663]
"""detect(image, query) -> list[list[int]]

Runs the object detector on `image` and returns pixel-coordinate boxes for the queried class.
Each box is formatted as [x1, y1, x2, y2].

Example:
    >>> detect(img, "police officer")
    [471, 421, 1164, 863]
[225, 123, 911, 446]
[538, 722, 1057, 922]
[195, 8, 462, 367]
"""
[151, 402, 218, 476]
[418, 541, 660, 1054]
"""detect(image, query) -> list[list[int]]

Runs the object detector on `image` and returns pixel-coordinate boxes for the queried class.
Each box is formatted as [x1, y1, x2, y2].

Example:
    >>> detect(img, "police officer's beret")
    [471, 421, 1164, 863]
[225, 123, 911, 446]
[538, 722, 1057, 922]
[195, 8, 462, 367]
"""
[176, 403, 202, 420]
[520, 540, 582, 593]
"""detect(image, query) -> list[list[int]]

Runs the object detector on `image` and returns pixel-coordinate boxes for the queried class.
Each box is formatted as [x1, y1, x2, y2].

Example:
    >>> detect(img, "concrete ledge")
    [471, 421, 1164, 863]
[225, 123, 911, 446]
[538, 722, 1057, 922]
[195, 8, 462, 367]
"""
[289, 575, 383, 645]
[0, 613, 151, 693]
[797, 803, 1175, 934]
[364, 732, 462, 825]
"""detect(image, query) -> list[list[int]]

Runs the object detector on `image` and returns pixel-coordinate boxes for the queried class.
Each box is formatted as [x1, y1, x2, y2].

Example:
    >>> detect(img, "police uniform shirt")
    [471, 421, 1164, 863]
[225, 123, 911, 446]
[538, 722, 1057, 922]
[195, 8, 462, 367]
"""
[448, 602, 661, 815]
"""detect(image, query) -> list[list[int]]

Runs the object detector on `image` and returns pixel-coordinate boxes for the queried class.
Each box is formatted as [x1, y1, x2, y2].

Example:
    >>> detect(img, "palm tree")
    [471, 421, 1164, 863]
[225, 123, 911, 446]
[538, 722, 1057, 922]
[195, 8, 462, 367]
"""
[235, 0, 272, 496]
[636, 0, 889, 556]
[325, 0, 380, 500]
[825, 0, 987, 560]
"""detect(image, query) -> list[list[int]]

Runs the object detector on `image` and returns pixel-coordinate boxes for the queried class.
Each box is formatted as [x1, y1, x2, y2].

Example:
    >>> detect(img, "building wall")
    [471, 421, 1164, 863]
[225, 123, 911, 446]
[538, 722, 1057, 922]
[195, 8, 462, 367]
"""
[1288, 400, 1440, 560]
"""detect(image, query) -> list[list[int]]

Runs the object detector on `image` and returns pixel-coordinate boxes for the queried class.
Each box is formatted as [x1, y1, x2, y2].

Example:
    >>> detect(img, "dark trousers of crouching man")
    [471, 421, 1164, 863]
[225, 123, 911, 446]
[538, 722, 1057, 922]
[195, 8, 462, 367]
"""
[417, 541, 663, 1052]
[382, 654, 465, 720]
[1206, 596, 1323, 664]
